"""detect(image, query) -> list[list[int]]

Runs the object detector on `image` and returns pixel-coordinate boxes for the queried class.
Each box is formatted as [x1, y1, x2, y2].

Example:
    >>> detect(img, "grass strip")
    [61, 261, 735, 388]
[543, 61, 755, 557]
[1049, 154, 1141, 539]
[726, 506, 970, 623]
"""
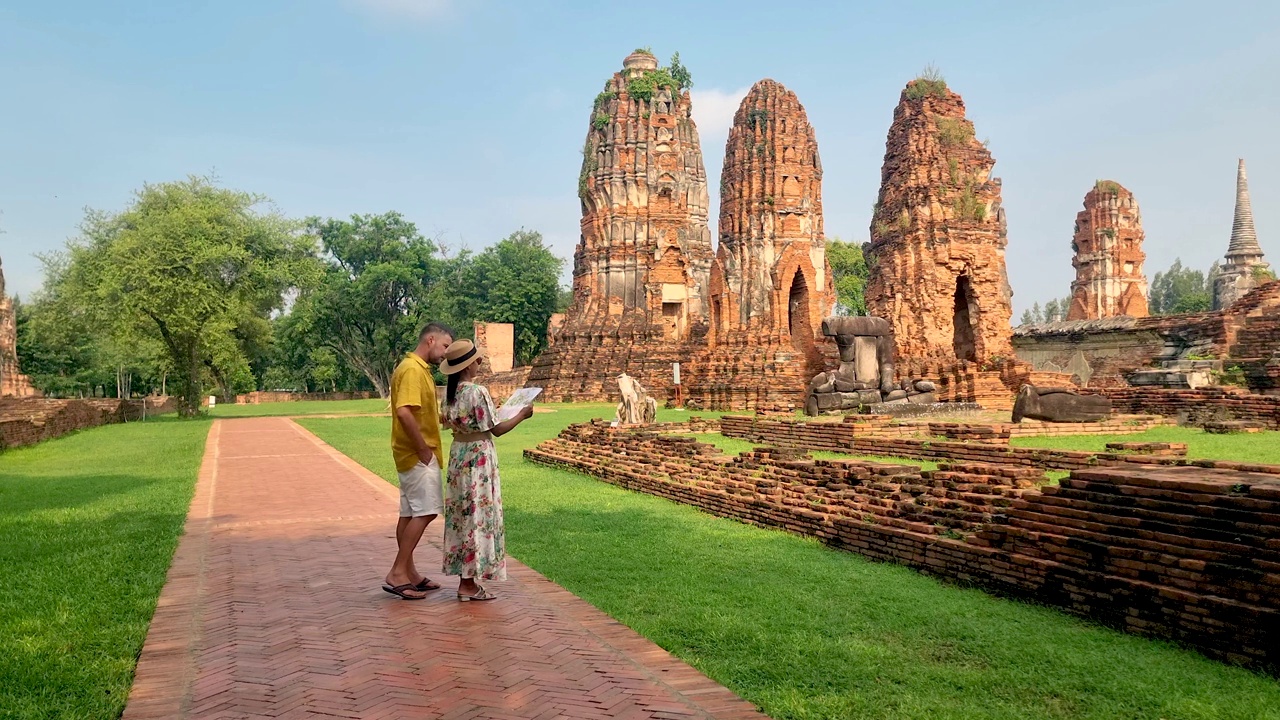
[0, 418, 209, 720]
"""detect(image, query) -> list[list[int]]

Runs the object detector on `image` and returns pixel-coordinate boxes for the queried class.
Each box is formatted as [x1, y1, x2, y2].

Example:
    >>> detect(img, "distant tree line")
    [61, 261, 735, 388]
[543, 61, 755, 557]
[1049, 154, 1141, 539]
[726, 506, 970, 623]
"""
[15, 176, 567, 416]
[1019, 297, 1071, 325]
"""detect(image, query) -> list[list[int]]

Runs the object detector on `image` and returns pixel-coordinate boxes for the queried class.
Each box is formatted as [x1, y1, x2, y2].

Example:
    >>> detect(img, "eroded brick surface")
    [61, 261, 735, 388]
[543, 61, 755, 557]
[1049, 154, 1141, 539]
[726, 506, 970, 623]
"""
[1067, 181, 1149, 320]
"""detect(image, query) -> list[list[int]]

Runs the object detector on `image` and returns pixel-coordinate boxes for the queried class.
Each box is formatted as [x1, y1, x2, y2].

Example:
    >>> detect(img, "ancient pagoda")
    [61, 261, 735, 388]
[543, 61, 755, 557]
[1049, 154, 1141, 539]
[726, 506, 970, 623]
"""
[0, 255, 36, 397]
[1213, 159, 1273, 310]
[864, 74, 1013, 363]
[1065, 180, 1149, 320]
[525, 50, 713, 401]
[690, 79, 834, 409]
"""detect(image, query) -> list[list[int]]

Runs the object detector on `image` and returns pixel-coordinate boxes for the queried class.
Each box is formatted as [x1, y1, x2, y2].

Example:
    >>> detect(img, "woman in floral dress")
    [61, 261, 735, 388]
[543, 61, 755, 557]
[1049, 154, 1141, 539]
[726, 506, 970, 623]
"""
[438, 339, 534, 601]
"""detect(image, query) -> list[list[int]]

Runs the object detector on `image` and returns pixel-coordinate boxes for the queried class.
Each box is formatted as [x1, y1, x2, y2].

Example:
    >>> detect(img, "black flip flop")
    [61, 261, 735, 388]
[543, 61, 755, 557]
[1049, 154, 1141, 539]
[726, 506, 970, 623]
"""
[414, 578, 442, 592]
[382, 583, 427, 600]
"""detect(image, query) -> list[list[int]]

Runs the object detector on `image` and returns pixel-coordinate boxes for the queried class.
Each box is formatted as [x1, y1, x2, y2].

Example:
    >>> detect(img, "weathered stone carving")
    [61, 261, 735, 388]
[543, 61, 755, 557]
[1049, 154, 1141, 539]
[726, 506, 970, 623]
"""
[803, 315, 934, 415]
[0, 256, 35, 398]
[690, 79, 834, 409]
[1066, 181, 1149, 320]
[526, 51, 713, 401]
[615, 373, 657, 425]
[1213, 159, 1272, 310]
[865, 78, 1014, 363]
[1012, 384, 1111, 423]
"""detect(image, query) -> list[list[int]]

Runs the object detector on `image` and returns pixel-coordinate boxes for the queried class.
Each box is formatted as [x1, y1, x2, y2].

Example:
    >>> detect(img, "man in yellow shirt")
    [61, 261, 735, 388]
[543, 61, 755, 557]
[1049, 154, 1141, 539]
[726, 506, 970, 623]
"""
[382, 321, 454, 600]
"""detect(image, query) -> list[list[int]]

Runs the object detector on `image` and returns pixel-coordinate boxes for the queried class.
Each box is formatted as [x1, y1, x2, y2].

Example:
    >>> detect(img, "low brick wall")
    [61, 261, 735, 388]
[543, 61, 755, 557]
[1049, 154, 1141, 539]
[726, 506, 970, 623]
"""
[1100, 387, 1280, 428]
[0, 397, 176, 450]
[234, 391, 378, 404]
[720, 414, 1172, 470]
[526, 422, 1280, 671]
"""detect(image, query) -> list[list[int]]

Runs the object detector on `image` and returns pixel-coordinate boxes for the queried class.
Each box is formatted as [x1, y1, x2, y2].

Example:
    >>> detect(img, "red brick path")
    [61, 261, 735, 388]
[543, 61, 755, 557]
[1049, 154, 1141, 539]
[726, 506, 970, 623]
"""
[122, 417, 767, 720]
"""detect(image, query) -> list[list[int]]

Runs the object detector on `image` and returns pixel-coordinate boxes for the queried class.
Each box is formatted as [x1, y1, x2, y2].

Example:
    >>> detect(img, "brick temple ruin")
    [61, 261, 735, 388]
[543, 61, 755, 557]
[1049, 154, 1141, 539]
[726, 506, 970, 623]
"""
[864, 79, 1013, 365]
[1066, 181, 1149, 320]
[689, 79, 834, 409]
[525, 51, 714, 401]
[518, 56, 1280, 425]
[0, 256, 36, 399]
[1015, 159, 1280, 421]
[1213, 159, 1272, 310]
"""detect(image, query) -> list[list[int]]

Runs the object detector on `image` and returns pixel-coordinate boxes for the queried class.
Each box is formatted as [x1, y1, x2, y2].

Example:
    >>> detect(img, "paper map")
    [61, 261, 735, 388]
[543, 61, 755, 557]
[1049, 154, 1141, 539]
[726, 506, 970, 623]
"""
[496, 387, 542, 422]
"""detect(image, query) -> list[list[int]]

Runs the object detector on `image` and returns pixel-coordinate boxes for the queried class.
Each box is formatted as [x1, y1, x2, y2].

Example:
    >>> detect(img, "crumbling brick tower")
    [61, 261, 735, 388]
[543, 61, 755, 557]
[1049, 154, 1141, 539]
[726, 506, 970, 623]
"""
[865, 77, 1013, 364]
[0, 255, 36, 398]
[1066, 180, 1149, 320]
[525, 51, 714, 401]
[690, 79, 834, 409]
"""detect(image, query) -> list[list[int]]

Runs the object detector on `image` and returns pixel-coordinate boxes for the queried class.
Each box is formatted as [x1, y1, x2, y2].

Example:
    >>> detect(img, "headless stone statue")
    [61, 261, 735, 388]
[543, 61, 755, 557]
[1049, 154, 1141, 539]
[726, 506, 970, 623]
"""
[804, 316, 900, 415]
[615, 373, 657, 425]
[1012, 384, 1111, 423]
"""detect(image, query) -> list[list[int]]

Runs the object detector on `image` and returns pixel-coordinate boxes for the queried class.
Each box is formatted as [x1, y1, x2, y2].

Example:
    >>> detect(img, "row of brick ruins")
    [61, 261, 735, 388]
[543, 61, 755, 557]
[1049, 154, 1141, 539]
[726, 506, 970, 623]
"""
[527, 418, 1280, 672]
[523, 51, 1276, 412]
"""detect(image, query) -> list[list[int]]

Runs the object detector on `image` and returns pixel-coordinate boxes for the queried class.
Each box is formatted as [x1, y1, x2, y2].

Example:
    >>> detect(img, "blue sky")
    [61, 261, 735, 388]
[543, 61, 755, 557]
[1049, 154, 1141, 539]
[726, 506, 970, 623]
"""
[2, 0, 1277, 318]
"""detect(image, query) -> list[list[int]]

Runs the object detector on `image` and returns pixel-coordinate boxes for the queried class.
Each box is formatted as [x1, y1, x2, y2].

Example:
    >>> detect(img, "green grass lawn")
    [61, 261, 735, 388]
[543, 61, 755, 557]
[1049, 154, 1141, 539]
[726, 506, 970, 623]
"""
[210, 397, 389, 417]
[1012, 425, 1280, 464]
[298, 410, 1280, 720]
[0, 418, 209, 720]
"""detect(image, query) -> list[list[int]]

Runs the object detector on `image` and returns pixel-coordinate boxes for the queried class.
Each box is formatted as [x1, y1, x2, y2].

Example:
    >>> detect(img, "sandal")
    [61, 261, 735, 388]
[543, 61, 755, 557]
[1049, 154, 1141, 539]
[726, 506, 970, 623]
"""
[414, 578, 442, 592]
[457, 588, 497, 602]
[382, 583, 427, 600]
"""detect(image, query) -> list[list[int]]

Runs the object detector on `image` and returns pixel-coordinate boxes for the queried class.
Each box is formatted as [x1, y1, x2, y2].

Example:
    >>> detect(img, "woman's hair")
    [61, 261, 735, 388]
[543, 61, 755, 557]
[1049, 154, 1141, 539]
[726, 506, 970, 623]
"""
[446, 371, 461, 407]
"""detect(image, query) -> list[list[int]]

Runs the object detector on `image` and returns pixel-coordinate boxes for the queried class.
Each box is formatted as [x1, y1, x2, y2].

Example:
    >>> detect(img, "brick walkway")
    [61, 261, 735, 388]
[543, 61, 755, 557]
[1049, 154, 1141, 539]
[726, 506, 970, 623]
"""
[122, 417, 766, 720]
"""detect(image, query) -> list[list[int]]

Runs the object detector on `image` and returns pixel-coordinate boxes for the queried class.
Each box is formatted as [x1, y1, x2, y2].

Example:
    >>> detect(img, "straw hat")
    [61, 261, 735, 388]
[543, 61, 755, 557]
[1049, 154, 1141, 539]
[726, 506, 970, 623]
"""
[439, 339, 484, 375]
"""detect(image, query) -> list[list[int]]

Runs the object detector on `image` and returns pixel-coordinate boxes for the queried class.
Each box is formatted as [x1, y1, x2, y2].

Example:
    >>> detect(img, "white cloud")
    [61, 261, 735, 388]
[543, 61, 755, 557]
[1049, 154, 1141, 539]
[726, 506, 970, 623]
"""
[690, 86, 749, 162]
[345, 0, 454, 23]
[690, 86, 749, 239]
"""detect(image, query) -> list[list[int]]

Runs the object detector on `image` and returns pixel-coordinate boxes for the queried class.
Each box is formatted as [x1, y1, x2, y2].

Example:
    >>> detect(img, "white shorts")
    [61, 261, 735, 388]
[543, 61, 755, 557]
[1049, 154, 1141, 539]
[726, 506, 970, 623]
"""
[398, 458, 443, 518]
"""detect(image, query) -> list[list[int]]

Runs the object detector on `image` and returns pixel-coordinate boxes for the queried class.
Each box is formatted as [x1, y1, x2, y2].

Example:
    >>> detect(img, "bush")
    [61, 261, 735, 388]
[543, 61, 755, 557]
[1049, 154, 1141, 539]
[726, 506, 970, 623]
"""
[905, 64, 947, 101]
[593, 113, 610, 130]
[1095, 180, 1123, 196]
[936, 117, 973, 147]
[953, 182, 987, 222]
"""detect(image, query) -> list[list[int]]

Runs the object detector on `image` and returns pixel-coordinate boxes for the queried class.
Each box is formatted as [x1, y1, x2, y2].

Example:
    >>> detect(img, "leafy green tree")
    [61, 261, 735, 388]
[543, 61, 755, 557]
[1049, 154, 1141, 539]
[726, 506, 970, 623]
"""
[55, 176, 316, 415]
[827, 238, 869, 315]
[294, 212, 468, 397]
[16, 254, 131, 397]
[1149, 258, 1211, 315]
[461, 229, 565, 366]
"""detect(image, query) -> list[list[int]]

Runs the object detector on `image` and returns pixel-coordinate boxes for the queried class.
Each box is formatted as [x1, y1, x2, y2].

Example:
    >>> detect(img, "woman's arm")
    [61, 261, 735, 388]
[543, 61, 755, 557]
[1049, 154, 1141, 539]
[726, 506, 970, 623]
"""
[489, 404, 534, 437]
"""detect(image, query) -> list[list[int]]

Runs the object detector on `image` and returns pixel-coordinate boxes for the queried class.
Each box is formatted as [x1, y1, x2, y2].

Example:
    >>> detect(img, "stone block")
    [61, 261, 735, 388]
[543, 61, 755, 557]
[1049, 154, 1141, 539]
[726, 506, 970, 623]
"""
[907, 391, 937, 404]
[854, 336, 879, 383]
[914, 380, 937, 392]
[857, 390, 884, 405]
[816, 393, 840, 411]
[886, 390, 908, 401]
[838, 392, 864, 408]
[821, 316, 892, 338]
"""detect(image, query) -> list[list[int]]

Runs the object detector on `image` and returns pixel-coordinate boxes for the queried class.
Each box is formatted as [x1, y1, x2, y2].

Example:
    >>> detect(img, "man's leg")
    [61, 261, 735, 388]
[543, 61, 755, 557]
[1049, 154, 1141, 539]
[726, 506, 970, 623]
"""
[390, 514, 434, 585]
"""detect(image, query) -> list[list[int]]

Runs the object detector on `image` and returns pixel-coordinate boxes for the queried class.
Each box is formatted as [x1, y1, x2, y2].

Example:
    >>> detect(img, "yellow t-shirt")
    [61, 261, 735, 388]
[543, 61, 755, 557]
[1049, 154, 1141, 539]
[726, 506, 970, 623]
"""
[390, 352, 443, 472]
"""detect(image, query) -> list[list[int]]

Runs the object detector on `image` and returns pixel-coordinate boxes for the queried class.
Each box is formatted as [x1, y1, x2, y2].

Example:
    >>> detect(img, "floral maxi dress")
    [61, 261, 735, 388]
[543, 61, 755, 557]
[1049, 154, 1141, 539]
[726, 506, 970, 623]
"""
[442, 382, 506, 581]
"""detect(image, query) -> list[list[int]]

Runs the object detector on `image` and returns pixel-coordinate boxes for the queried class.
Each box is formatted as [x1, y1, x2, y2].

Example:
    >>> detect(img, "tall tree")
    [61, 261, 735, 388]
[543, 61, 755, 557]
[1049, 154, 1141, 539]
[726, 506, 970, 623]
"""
[1149, 258, 1211, 315]
[56, 177, 315, 415]
[827, 238, 869, 315]
[461, 229, 565, 366]
[294, 212, 467, 397]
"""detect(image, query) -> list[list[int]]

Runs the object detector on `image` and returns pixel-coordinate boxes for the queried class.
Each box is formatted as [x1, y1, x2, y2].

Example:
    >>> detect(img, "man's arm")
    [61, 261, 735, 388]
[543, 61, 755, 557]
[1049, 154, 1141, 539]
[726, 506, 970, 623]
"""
[395, 405, 437, 465]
